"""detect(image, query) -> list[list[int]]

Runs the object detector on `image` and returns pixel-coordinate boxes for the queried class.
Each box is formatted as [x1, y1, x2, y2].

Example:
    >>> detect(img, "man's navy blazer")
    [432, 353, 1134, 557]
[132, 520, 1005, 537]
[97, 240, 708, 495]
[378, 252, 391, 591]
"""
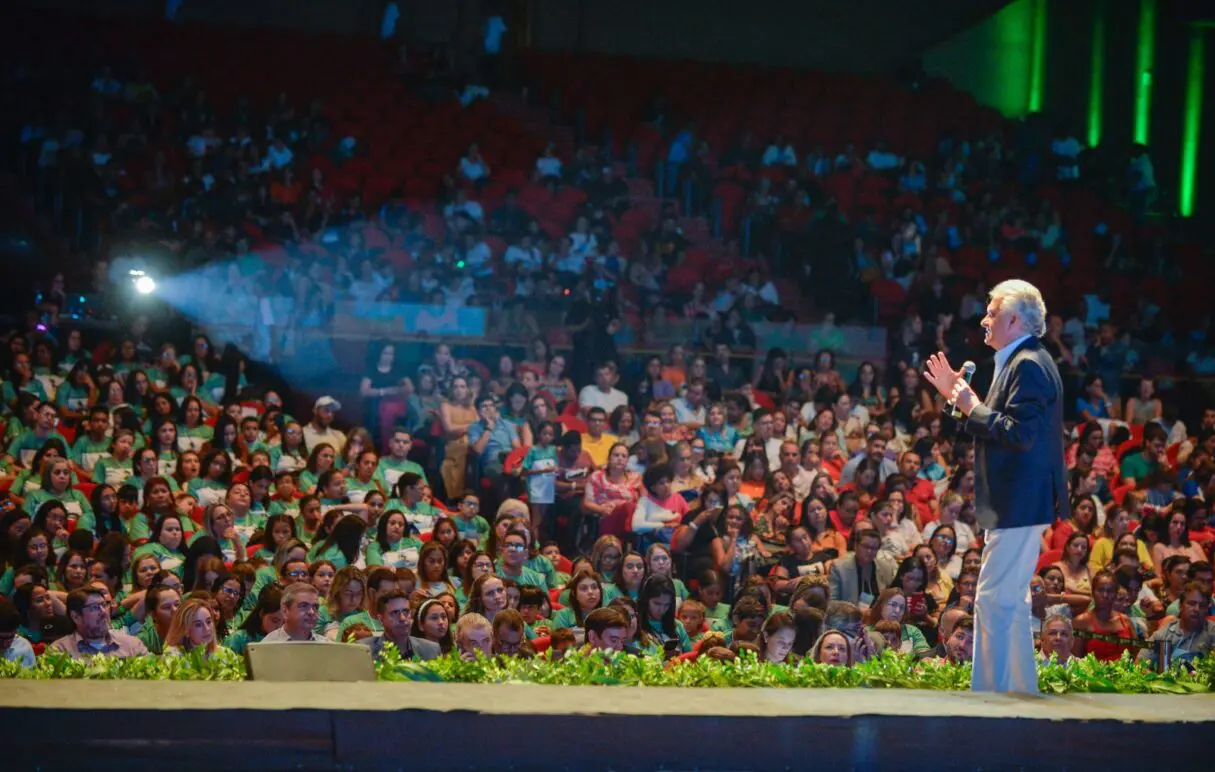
[963, 336, 1069, 530]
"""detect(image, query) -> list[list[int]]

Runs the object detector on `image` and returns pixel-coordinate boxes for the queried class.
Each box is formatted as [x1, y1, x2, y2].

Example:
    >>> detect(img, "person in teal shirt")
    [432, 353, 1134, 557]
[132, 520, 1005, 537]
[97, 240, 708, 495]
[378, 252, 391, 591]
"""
[375, 429, 427, 492]
[366, 510, 423, 569]
[345, 450, 384, 503]
[267, 471, 301, 518]
[146, 417, 182, 478]
[639, 575, 693, 654]
[2, 352, 48, 410]
[306, 515, 366, 569]
[451, 494, 491, 543]
[334, 567, 400, 641]
[189, 449, 234, 509]
[91, 430, 137, 487]
[176, 396, 215, 453]
[54, 361, 97, 425]
[549, 571, 604, 631]
[24, 457, 92, 523]
[239, 416, 268, 457]
[1119, 424, 1168, 486]
[71, 406, 113, 478]
[297, 443, 338, 494]
[7, 402, 67, 469]
[320, 565, 371, 639]
[225, 582, 286, 654]
[10, 439, 74, 498]
[495, 528, 549, 590]
[644, 543, 689, 603]
[384, 472, 441, 534]
[132, 514, 190, 578]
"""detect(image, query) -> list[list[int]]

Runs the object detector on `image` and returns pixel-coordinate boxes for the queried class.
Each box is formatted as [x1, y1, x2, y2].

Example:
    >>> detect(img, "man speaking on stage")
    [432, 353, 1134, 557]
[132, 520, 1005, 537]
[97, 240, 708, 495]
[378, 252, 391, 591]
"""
[923, 279, 1067, 694]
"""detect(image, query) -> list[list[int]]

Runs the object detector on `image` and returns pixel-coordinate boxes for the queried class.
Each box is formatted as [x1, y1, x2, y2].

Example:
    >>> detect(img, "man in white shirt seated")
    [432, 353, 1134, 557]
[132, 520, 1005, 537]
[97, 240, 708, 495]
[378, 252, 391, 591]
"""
[262, 583, 331, 643]
[443, 190, 485, 224]
[504, 234, 544, 274]
[578, 363, 629, 417]
[0, 598, 35, 668]
[461, 233, 494, 277]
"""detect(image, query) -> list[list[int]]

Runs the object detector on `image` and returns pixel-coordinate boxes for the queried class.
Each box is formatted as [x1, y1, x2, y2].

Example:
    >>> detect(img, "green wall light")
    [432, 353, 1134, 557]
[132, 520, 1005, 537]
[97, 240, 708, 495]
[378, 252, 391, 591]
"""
[1028, 0, 1048, 112]
[1179, 29, 1205, 217]
[1134, 0, 1156, 145]
[1087, 0, 1106, 147]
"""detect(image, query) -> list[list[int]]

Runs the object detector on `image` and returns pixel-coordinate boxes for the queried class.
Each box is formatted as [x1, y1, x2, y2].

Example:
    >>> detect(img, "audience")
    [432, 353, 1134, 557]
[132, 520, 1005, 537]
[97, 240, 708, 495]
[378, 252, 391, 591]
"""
[0, 12, 1210, 687]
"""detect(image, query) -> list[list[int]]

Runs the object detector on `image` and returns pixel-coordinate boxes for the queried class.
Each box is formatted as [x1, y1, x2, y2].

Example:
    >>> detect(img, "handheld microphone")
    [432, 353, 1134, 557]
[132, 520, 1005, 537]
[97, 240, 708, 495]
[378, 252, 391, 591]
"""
[947, 361, 977, 420]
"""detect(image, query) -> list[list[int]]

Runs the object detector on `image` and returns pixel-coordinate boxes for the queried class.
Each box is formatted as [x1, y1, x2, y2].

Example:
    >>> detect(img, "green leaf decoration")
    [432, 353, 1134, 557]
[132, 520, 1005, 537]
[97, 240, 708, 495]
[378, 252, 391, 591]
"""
[2, 646, 1210, 694]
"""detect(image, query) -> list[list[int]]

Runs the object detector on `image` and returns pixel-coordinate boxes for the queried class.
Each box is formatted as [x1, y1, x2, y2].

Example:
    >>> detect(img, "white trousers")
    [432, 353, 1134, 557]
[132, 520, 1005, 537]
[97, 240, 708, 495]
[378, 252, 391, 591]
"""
[972, 524, 1048, 694]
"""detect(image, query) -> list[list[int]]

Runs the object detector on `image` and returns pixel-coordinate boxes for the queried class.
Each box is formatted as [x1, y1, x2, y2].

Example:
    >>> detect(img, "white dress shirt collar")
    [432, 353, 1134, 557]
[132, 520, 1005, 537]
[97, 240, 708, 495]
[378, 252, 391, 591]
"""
[993, 334, 1034, 381]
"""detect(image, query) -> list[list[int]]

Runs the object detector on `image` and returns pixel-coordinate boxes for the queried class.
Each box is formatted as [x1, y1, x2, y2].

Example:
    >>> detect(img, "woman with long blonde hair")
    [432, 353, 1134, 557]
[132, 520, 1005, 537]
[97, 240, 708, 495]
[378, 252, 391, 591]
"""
[163, 598, 224, 657]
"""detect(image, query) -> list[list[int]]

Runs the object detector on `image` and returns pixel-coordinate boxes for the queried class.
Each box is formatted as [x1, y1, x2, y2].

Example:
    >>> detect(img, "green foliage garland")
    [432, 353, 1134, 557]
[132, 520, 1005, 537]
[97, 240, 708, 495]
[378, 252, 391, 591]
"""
[2, 646, 1210, 695]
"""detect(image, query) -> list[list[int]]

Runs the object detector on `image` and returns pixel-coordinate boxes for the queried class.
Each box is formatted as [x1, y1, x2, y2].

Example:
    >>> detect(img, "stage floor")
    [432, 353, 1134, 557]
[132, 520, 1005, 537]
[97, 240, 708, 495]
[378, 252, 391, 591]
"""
[2, 681, 1212, 771]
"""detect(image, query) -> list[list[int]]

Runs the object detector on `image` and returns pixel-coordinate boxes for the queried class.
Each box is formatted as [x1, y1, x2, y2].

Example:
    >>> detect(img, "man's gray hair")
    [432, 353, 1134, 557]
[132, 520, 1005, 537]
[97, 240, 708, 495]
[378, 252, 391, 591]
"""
[281, 581, 319, 610]
[990, 279, 1047, 337]
[1043, 607, 1073, 632]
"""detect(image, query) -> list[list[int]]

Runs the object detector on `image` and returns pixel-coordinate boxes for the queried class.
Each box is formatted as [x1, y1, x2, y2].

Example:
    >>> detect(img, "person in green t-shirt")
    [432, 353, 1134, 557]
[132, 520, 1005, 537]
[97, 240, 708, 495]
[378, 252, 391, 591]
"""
[375, 429, 428, 493]
[297, 443, 338, 495]
[55, 361, 97, 425]
[132, 514, 189, 579]
[1119, 424, 1168, 487]
[71, 406, 113, 478]
[2, 353, 48, 411]
[644, 542, 689, 603]
[345, 450, 385, 504]
[24, 457, 93, 523]
[91, 430, 137, 487]
[550, 570, 604, 631]
[639, 575, 692, 654]
[384, 472, 441, 534]
[176, 394, 215, 454]
[10, 438, 74, 499]
[365, 510, 423, 569]
[138, 584, 183, 655]
[7, 402, 67, 469]
[451, 493, 491, 543]
[496, 528, 548, 590]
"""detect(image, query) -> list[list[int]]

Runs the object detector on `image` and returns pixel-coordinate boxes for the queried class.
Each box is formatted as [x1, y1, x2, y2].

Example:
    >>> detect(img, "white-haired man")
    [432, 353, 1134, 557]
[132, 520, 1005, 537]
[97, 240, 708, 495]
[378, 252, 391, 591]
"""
[923, 279, 1067, 694]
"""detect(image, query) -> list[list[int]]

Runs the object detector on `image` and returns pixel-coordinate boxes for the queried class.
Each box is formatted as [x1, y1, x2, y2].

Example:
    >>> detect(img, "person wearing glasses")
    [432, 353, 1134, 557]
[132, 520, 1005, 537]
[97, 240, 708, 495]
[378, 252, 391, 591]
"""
[49, 587, 149, 658]
[262, 582, 332, 643]
[496, 528, 548, 590]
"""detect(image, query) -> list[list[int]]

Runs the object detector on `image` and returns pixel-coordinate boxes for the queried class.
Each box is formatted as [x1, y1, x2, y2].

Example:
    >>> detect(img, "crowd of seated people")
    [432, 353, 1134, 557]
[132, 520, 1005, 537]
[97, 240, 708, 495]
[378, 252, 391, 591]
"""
[2, 17, 1213, 674]
[0, 311, 1213, 670]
